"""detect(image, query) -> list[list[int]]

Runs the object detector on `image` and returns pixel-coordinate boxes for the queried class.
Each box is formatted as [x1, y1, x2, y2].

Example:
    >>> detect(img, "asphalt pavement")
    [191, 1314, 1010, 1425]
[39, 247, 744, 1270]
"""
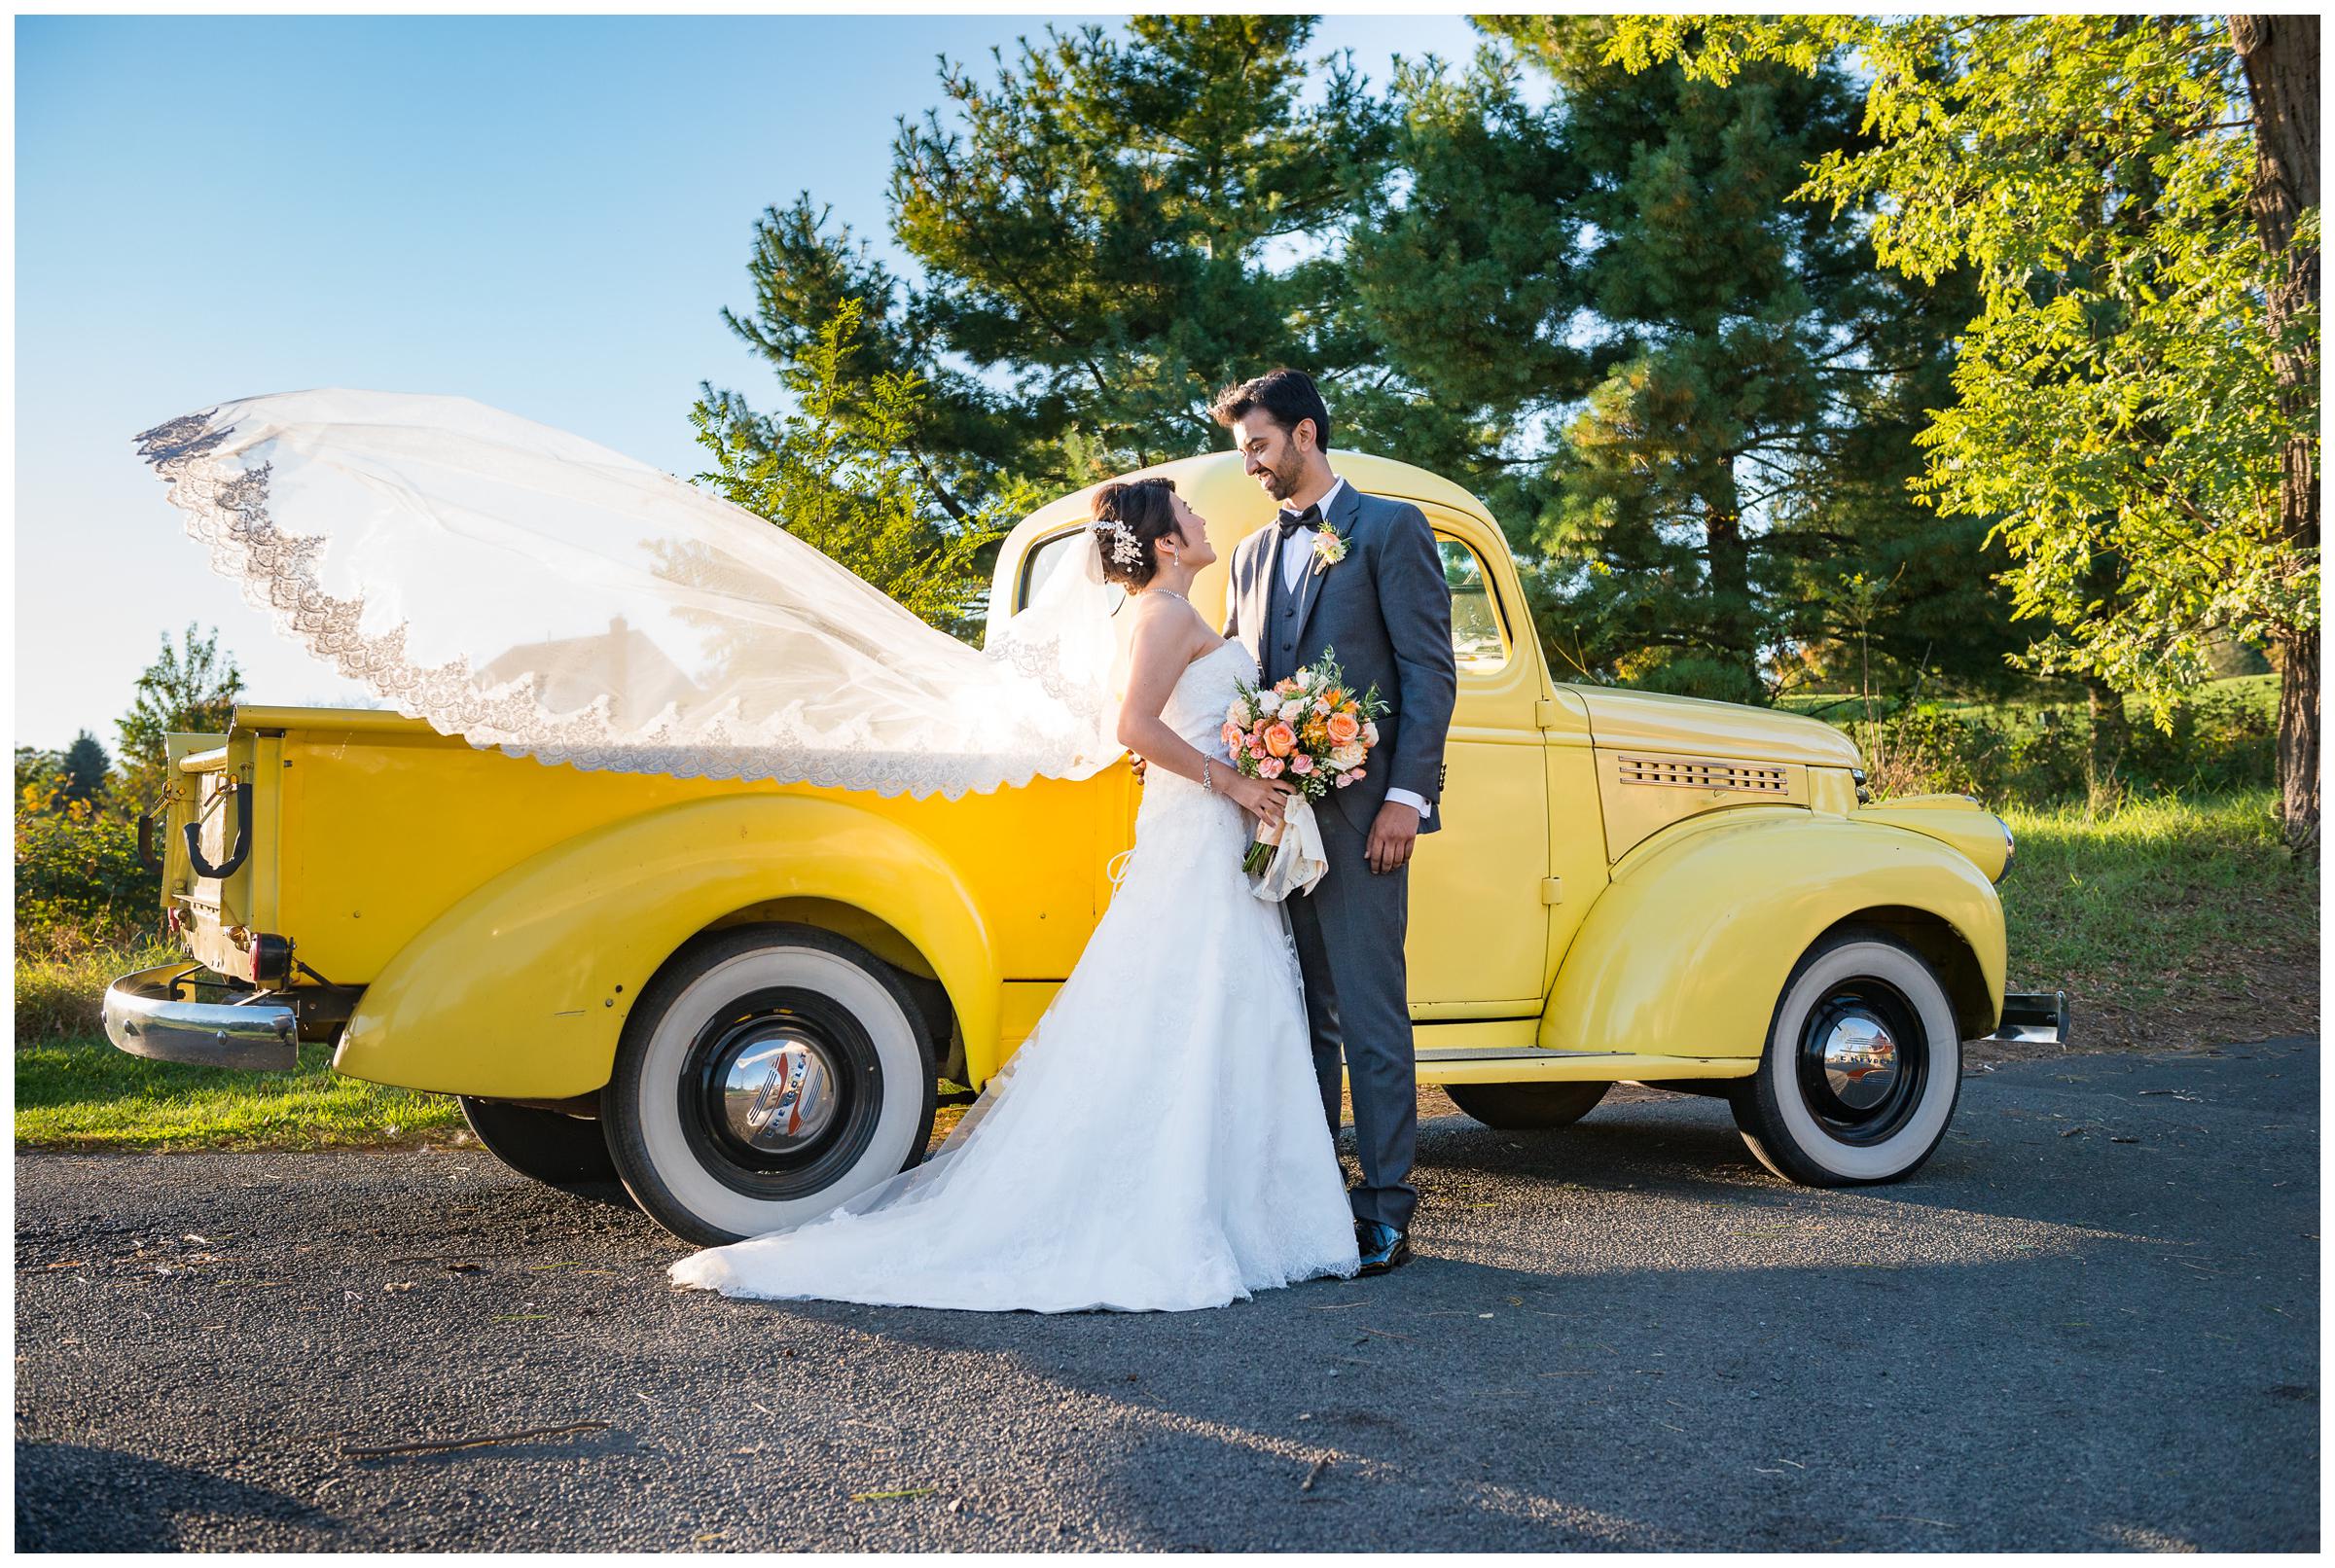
[14, 1041, 2319, 1551]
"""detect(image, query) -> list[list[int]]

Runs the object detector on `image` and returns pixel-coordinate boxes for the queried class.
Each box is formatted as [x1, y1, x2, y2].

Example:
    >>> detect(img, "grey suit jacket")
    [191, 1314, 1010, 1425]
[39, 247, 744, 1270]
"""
[1223, 481, 1457, 836]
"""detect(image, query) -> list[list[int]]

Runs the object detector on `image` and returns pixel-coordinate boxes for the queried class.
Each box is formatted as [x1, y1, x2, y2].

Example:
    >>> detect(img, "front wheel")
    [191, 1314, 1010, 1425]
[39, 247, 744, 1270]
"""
[602, 923, 939, 1244]
[1730, 928, 1962, 1186]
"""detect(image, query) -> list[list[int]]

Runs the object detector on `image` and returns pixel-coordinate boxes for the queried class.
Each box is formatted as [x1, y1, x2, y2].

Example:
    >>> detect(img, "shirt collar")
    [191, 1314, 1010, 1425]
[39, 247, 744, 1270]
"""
[1289, 476, 1344, 530]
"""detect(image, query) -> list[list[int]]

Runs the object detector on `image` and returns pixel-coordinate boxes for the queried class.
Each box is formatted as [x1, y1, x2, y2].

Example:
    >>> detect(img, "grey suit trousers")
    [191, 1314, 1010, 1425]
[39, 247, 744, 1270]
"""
[1284, 792, 1417, 1231]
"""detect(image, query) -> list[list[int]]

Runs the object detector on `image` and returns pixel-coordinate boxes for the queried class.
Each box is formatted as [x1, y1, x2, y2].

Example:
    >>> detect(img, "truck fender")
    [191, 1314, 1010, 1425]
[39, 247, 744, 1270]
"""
[335, 795, 999, 1099]
[1539, 811, 2006, 1059]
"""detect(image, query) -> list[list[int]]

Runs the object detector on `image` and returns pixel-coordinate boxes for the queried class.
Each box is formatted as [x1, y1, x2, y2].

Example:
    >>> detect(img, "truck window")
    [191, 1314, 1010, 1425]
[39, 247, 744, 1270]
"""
[1018, 527, 1132, 616]
[1440, 538, 1509, 672]
[1019, 529, 1085, 610]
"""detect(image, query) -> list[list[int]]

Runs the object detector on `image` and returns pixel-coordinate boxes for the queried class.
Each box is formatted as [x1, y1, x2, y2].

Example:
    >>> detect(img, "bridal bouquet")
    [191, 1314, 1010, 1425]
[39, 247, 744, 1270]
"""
[1221, 650, 1386, 895]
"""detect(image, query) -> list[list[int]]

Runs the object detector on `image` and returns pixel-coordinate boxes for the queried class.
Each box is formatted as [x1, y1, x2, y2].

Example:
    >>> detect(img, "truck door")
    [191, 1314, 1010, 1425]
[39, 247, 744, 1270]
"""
[1401, 518, 1552, 1016]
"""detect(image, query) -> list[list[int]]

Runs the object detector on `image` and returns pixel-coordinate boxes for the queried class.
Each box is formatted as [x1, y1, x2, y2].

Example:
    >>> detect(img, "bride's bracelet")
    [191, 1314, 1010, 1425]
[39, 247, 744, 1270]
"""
[1202, 757, 1214, 794]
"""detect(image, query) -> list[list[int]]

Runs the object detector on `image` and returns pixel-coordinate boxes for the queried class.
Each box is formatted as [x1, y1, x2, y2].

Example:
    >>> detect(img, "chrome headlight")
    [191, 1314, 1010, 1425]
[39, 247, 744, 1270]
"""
[1850, 766, 1871, 805]
[1994, 814, 2016, 883]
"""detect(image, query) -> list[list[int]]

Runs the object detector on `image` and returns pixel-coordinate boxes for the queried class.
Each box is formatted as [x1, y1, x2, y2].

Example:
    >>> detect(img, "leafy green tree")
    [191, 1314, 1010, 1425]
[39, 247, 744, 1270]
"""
[115, 624, 244, 809]
[1608, 14, 2319, 845]
[708, 15, 1390, 506]
[693, 299, 1034, 641]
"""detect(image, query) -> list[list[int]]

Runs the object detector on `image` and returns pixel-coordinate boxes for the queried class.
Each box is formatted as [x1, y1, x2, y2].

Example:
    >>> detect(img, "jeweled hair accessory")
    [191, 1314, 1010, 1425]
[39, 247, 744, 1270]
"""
[1098, 517, 1144, 569]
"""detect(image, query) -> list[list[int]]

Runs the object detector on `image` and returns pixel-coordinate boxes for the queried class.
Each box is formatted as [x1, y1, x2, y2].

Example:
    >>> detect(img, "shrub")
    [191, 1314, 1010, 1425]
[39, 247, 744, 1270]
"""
[1854, 685, 2275, 805]
[15, 798, 162, 957]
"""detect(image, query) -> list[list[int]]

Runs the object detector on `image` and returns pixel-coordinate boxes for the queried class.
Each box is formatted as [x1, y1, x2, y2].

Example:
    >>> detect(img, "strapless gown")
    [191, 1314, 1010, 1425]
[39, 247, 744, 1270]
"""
[667, 639, 1361, 1311]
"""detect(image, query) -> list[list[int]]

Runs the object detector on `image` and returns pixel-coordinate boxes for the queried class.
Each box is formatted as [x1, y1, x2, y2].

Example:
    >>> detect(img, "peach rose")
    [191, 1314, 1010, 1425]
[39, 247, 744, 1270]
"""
[1326, 711, 1360, 746]
[1335, 770, 1356, 789]
[1263, 722, 1297, 758]
[1259, 756, 1284, 778]
[1221, 722, 1243, 751]
[1290, 753, 1314, 775]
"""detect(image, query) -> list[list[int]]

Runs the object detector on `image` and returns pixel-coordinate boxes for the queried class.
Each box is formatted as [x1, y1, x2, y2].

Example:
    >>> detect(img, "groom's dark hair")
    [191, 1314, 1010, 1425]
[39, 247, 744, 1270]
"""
[1210, 369, 1332, 452]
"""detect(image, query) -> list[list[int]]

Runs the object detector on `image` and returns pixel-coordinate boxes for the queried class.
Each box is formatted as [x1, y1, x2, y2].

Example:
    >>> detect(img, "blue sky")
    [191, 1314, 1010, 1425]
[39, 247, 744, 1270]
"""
[14, 13, 1488, 751]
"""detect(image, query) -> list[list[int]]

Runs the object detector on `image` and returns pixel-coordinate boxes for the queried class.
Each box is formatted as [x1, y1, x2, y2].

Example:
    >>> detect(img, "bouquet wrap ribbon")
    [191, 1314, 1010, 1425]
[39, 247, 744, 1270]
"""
[1249, 795, 1328, 903]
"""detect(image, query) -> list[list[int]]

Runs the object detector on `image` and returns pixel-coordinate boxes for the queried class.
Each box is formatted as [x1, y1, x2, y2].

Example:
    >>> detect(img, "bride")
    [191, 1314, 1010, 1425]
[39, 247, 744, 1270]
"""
[669, 478, 1362, 1311]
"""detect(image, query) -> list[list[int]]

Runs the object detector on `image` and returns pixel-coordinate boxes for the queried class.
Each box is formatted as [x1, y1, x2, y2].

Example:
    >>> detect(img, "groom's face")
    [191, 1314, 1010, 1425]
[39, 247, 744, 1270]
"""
[1231, 413, 1310, 503]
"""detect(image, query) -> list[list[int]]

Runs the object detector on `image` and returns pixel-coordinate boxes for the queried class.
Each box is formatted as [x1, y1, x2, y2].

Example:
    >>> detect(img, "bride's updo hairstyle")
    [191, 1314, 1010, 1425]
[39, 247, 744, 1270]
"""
[1090, 477, 1181, 591]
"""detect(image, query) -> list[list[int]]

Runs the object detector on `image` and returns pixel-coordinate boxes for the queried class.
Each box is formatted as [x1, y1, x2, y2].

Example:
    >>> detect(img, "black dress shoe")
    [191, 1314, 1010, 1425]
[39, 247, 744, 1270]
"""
[1354, 1219, 1411, 1276]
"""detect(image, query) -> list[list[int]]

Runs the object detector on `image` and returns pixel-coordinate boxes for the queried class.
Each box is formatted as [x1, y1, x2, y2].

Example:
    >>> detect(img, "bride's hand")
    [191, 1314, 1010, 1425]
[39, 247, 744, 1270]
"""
[1226, 774, 1296, 828]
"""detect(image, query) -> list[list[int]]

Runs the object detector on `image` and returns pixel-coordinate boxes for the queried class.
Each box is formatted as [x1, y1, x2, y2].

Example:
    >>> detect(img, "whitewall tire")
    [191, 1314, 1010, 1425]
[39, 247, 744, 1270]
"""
[1730, 928, 1962, 1186]
[603, 923, 938, 1244]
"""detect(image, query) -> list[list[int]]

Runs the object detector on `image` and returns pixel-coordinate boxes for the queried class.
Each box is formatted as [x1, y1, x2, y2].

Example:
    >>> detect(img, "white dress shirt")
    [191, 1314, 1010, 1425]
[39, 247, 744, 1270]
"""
[1275, 475, 1433, 822]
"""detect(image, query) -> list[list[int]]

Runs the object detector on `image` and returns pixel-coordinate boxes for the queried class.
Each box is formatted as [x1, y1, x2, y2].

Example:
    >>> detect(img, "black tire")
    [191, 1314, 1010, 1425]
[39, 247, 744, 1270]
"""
[457, 1096, 621, 1190]
[602, 923, 939, 1244]
[1446, 1080, 1610, 1130]
[1730, 926, 1963, 1186]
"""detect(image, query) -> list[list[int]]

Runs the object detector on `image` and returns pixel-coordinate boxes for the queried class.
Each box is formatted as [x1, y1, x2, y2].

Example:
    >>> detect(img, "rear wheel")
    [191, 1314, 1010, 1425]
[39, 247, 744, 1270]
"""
[1730, 928, 1962, 1186]
[457, 1096, 619, 1190]
[1446, 1080, 1610, 1130]
[602, 923, 938, 1244]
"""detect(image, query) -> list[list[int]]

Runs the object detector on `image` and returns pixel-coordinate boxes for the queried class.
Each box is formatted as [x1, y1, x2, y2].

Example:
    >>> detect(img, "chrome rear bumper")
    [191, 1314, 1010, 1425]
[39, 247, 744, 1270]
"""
[102, 964, 298, 1072]
[1989, 990, 2070, 1047]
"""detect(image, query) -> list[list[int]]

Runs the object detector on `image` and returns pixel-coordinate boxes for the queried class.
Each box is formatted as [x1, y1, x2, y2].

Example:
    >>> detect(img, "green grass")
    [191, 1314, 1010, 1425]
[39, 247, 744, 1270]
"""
[14, 1036, 462, 1152]
[1995, 787, 2316, 1048]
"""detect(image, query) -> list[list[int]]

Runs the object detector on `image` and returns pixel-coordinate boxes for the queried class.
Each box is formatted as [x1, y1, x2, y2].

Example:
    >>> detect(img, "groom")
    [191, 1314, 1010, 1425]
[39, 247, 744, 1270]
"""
[1214, 369, 1456, 1276]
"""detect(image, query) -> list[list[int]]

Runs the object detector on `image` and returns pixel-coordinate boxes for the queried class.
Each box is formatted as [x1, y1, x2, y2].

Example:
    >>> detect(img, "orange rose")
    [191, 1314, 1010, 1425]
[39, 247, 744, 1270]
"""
[1326, 711, 1361, 745]
[1264, 722, 1297, 758]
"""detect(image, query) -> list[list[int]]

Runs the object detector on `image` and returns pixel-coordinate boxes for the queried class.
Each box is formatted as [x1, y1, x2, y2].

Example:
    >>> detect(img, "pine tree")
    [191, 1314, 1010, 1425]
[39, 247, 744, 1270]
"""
[1344, 18, 2014, 704]
[708, 16, 1390, 503]
[58, 731, 109, 805]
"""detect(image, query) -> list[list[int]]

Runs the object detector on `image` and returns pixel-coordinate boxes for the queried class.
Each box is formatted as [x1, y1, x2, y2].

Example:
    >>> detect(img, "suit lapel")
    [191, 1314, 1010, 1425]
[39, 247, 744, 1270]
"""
[1290, 481, 1362, 654]
[1245, 528, 1283, 659]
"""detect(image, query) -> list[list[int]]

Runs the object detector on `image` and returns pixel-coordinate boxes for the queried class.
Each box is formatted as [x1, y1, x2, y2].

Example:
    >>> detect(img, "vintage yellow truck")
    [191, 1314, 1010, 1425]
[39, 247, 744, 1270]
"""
[104, 448, 2065, 1242]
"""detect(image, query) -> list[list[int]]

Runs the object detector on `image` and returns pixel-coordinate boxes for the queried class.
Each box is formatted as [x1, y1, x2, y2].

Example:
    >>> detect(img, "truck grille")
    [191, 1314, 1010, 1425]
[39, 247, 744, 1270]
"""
[1616, 755, 1789, 794]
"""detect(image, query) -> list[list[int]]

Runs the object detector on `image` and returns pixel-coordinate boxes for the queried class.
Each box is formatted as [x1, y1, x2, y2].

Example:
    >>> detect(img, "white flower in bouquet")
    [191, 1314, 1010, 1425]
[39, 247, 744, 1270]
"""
[1330, 742, 1366, 771]
[1277, 698, 1305, 724]
[1360, 720, 1380, 746]
[1227, 697, 1251, 727]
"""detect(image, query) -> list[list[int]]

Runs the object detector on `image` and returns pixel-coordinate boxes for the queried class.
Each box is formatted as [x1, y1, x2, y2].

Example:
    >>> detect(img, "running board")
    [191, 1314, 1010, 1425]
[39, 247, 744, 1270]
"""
[1414, 1050, 1758, 1087]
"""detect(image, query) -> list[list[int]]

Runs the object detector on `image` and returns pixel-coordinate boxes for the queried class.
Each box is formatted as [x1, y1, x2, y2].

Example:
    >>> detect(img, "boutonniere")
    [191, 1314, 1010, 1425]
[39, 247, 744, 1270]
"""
[1310, 526, 1348, 575]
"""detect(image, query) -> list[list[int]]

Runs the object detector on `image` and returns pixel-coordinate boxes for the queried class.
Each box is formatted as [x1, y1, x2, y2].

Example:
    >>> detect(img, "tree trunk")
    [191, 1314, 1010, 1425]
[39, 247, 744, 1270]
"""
[1704, 462, 1760, 700]
[2229, 15, 2320, 853]
[2085, 676, 2130, 805]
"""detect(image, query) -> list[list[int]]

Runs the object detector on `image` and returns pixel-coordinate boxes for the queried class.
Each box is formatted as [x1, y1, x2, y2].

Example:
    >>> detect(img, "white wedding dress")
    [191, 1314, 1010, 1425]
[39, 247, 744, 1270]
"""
[668, 639, 1362, 1312]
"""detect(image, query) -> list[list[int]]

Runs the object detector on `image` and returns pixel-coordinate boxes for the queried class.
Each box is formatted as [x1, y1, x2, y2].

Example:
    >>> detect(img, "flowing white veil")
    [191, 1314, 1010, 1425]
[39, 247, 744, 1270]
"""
[134, 389, 1126, 797]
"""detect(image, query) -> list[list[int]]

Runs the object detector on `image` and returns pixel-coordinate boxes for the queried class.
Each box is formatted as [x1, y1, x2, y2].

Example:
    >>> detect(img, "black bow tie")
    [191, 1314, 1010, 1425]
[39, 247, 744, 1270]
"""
[1275, 504, 1321, 539]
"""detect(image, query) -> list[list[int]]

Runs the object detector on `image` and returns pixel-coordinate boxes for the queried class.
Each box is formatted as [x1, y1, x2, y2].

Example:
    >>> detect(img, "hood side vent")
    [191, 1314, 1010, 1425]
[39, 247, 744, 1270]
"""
[1617, 755, 1789, 795]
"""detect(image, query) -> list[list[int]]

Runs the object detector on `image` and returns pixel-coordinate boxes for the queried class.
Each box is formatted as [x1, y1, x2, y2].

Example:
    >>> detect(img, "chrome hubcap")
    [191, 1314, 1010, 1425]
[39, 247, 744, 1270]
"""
[718, 1034, 838, 1153]
[1818, 1010, 1899, 1111]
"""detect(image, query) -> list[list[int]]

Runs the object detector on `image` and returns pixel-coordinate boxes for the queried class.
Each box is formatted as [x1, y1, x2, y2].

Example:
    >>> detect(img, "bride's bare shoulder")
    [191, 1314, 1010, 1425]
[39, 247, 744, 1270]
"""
[1126, 591, 1216, 665]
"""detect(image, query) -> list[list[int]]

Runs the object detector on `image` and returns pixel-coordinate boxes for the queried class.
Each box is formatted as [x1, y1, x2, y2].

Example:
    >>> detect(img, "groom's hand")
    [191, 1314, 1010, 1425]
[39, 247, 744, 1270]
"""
[1366, 801, 1420, 874]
